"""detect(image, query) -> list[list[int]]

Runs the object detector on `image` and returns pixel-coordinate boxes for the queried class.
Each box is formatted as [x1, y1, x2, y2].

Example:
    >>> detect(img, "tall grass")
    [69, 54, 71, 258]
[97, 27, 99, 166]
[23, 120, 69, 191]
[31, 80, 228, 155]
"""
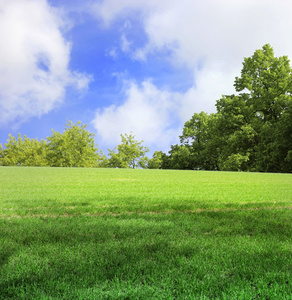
[0, 167, 291, 299]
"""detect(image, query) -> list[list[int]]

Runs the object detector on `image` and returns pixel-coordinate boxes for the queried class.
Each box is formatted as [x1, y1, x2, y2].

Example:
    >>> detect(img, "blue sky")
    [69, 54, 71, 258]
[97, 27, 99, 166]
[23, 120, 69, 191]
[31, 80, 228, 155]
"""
[1, 0, 292, 155]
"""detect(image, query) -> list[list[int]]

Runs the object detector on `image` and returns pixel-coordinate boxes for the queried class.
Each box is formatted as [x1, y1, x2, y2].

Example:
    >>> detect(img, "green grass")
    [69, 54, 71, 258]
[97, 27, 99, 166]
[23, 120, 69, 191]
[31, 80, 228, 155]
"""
[0, 167, 292, 299]
[1, 167, 291, 217]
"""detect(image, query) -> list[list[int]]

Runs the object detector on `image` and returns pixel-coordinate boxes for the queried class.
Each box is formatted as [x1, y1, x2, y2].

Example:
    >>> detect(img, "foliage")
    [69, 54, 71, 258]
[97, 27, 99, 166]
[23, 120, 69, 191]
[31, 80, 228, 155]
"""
[220, 153, 249, 171]
[0, 121, 101, 167]
[0, 123, 152, 168]
[162, 112, 221, 170]
[0, 144, 4, 165]
[166, 144, 193, 169]
[147, 151, 163, 169]
[0, 134, 48, 166]
[95, 150, 110, 168]
[107, 133, 149, 168]
[217, 44, 292, 172]
[2, 44, 291, 172]
[163, 44, 292, 172]
[46, 121, 100, 167]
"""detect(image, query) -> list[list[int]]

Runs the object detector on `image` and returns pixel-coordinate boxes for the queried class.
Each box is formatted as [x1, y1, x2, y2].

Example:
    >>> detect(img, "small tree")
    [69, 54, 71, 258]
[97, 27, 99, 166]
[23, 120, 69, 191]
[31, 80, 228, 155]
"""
[220, 153, 249, 171]
[47, 121, 100, 167]
[147, 151, 163, 169]
[107, 133, 149, 168]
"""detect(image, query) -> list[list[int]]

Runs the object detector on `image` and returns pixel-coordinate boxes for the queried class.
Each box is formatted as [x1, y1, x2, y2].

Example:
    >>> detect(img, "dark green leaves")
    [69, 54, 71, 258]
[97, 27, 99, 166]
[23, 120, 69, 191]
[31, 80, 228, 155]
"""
[164, 44, 292, 172]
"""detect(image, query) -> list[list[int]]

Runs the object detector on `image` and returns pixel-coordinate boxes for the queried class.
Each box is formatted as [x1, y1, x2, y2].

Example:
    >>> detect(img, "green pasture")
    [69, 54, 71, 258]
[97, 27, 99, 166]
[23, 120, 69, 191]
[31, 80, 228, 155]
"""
[1, 167, 291, 217]
[0, 167, 292, 299]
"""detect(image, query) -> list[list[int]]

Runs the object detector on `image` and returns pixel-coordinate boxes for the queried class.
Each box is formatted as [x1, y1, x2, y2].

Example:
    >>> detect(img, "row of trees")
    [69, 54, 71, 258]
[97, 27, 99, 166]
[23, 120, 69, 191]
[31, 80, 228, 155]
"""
[160, 44, 292, 173]
[1, 45, 291, 172]
[0, 121, 151, 168]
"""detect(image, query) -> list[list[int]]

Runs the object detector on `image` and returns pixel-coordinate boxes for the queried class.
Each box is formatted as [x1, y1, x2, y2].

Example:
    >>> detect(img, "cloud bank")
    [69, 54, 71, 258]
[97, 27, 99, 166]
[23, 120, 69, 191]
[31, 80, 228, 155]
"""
[0, 0, 91, 125]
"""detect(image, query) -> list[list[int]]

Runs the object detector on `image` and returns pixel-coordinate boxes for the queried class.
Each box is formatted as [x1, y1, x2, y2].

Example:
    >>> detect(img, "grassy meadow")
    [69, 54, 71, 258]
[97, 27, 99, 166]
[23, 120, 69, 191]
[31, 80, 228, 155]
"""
[0, 167, 292, 299]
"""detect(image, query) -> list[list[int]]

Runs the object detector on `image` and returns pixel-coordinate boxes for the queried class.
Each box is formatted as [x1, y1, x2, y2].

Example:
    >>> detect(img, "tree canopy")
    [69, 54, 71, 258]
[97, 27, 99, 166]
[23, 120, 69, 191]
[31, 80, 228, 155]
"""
[0, 124, 150, 169]
[106, 133, 149, 169]
[162, 44, 292, 173]
[0, 134, 48, 166]
[147, 151, 163, 169]
[46, 121, 100, 167]
[0, 121, 101, 168]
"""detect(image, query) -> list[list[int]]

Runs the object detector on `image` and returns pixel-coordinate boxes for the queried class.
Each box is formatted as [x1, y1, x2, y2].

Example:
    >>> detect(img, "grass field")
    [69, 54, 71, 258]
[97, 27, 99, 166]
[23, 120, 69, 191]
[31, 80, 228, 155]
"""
[0, 167, 292, 299]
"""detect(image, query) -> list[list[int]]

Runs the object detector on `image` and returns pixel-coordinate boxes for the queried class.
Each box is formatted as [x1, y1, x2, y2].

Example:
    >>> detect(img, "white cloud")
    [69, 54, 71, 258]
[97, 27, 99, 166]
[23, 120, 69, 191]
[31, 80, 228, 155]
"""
[93, 0, 292, 67]
[91, 0, 292, 150]
[0, 0, 91, 125]
[106, 48, 118, 59]
[120, 33, 132, 53]
[92, 72, 235, 152]
[92, 80, 181, 151]
[179, 63, 237, 120]
[90, 0, 158, 26]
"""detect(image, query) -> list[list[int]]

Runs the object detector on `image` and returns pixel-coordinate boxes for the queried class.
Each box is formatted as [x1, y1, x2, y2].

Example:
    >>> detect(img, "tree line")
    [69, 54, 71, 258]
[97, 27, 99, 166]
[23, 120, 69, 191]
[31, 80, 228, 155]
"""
[1, 45, 291, 172]
[0, 121, 151, 168]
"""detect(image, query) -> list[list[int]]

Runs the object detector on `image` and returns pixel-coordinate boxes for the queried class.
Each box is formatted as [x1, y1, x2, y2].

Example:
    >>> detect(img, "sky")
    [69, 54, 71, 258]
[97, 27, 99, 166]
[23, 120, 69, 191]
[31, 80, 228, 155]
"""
[1, 0, 292, 155]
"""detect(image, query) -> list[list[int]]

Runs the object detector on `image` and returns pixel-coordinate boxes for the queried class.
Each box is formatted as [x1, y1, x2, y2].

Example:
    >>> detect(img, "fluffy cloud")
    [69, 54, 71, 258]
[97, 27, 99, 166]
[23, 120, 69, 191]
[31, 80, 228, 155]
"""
[93, 0, 292, 66]
[91, 0, 292, 150]
[93, 80, 181, 150]
[0, 0, 91, 125]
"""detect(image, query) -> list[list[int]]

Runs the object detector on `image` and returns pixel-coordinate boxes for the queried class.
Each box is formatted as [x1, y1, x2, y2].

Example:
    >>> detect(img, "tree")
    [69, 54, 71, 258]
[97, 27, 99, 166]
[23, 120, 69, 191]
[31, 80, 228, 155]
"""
[163, 44, 292, 172]
[162, 112, 222, 170]
[96, 150, 110, 168]
[0, 144, 4, 166]
[218, 44, 292, 171]
[0, 134, 48, 166]
[147, 151, 163, 169]
[263, 102, 292, 172]
[179, 112, 220, 170]
[46, 121, 100, 167]
[234, 44, 292, 123]
[167, 144, 193, 169]
[107, 133, 149, 168]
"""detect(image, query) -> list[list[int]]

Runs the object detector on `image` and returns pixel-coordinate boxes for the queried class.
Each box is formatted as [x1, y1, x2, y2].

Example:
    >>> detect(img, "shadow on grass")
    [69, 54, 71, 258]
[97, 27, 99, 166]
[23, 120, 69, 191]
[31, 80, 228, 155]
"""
[1, 209, 292, 299]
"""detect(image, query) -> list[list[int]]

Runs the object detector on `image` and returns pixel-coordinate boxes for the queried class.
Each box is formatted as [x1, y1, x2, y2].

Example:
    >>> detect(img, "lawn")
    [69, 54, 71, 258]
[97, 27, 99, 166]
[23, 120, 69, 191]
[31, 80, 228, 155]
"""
[0, 167, 292, 299]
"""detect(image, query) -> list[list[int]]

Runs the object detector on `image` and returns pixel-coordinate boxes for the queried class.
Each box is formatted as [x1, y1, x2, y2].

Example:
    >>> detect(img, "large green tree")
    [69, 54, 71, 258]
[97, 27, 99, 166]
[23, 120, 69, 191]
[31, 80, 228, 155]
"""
[217, 44, 292, 171]
[107, 133, 149, 168]
[46, 121, 100, 167]
[164, 44, 292, 172]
